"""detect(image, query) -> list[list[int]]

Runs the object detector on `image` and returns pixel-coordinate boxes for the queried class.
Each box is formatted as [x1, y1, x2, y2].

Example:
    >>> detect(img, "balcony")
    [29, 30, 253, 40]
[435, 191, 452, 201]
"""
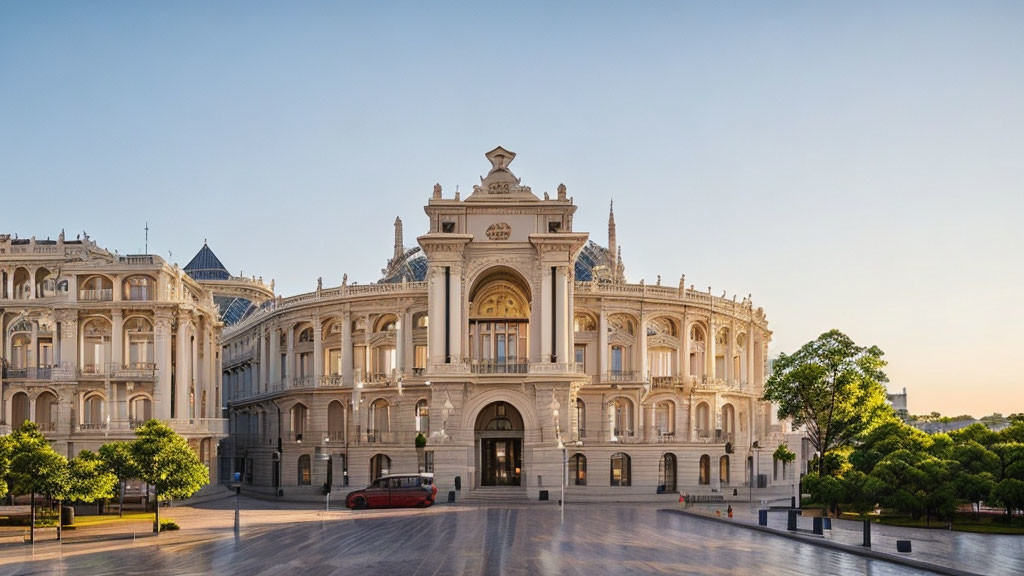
[168, 418, 229, 436]
[3, 366, 52, 380]
[470, 360, 528, 374]
[79, 289, 113, 302]
[361, 430, 409, 445]
[115, 362, 156, 379]
[529, 362, 585, 375]
[650, 375, 691, 389]
[602, 370, 642, 383]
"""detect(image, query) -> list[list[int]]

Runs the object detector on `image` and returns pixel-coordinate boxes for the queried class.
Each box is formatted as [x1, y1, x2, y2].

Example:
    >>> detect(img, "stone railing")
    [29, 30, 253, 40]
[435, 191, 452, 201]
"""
[573, 280, 761, 321]
[470, 360, 528, 374]
[529, 362, 585, 374]
[168, 418, 229, 436]
[650, 375, 693, 389]
[79, 288, 113, 301]
[602, 370, 641, 383]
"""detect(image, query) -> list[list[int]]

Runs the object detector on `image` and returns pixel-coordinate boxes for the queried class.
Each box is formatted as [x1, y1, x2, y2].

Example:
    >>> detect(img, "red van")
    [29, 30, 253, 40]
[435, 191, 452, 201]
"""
[346, 473, 437, 509]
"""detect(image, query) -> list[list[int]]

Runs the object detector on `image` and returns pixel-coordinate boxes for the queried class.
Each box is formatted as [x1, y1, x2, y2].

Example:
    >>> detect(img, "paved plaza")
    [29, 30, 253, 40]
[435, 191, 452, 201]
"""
[0, 495, 979, 576]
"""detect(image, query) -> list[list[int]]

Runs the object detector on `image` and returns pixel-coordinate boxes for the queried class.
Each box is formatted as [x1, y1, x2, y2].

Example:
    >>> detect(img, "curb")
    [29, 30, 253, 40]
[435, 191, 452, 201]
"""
[663, 508, 982, 576]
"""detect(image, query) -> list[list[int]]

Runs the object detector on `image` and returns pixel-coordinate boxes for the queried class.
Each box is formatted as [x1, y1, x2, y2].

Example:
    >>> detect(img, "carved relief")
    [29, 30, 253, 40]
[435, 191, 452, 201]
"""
[485, 222, 511, 241]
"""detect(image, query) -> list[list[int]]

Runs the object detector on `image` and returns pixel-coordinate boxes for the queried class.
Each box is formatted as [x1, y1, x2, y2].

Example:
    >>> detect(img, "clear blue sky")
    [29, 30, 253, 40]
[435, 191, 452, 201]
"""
[2, 2, 1021, 417]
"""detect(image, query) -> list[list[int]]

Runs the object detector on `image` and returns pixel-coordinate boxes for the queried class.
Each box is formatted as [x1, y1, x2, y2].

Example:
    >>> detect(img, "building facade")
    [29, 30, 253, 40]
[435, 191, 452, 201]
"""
[220, 148, 798, 500]
[0, 232, 227, 478]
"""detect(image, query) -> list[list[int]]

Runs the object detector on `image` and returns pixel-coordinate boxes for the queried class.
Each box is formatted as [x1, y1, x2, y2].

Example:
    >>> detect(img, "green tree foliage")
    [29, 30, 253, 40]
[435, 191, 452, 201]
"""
[842, 470, 886, 517]
[99, 441, 140, 517]
[7, 422, 67, 542]
[763, 330, 893, 475]
[949, 423, 998, 448]
[773, 443, 796, 463]
[48, 451, 118, 540]
[0, 433, 11, 499]
[130, 420, 209, 533]
[990, 478, 1024, 519]
[957, 472, 996, 519]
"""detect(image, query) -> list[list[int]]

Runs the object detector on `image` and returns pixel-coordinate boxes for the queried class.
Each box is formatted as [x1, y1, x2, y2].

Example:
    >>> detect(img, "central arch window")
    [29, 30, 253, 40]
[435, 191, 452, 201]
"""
[469, 269, 530, 374]
[610, 452, 631, 486]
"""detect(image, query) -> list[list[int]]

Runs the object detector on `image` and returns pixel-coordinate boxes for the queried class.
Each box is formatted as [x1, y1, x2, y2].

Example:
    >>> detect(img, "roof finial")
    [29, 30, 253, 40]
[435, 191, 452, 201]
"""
[608, 198, 617, 271]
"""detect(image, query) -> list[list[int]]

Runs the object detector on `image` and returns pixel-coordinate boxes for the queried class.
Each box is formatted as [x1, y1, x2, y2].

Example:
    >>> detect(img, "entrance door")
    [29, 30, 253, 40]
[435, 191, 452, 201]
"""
[481, 438, 522, 486]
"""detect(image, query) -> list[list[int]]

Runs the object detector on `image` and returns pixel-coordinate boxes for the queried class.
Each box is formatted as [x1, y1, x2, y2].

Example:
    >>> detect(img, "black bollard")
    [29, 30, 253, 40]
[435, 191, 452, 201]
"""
[897, 540, 912, 553]
[823, 517, 832, 530]
[758, 510, 768, 526]
[787, 510, 799, 531]
[812, 517, 823, 535]
[539, 490, 549, 501]
[862, 520, 871, 547]
[447, 490, 456, 503]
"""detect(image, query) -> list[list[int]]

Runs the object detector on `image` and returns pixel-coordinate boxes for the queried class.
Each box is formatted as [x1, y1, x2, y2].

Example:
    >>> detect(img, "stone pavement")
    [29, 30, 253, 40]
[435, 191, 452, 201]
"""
[680, 501, 1024, 576]
[0, 496, 935, 576]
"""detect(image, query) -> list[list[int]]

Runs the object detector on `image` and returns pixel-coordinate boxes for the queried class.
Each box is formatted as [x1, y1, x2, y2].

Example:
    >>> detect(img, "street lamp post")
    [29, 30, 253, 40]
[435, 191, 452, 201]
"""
[550, 396, 565, 523]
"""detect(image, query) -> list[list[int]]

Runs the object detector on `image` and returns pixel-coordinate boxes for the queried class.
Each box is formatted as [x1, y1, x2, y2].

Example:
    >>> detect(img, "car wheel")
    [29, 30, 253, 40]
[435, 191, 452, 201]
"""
[352, 496, 368, 510]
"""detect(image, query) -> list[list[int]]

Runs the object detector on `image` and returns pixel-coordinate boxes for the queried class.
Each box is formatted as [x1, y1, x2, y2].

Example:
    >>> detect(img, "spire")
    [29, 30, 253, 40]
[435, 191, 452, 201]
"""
[393, 216, 404, 260]
[608, 199, 617, 268]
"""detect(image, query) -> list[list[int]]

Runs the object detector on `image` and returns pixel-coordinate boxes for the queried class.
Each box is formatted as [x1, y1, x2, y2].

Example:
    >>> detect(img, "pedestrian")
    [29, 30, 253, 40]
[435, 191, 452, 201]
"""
[727, 505, 733, 518]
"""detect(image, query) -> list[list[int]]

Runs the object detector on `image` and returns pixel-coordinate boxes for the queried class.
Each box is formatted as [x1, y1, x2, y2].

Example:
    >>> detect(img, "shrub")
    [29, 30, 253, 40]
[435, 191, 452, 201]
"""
[415, 434, 427, 449]
[159, 519, 180, 531]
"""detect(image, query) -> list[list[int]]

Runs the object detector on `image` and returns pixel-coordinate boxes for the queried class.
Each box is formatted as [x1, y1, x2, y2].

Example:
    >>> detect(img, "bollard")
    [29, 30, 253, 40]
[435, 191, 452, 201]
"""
[787, 510, 799, 531]
[812, 517, 823, 535]
[447, 490, 456, 503]
[758, 510, 768, 526]
[539, 490, 549, 501]
[897, 540, 912, 553]
[863, 520, 871, 548]
[823, 517, 832, 530]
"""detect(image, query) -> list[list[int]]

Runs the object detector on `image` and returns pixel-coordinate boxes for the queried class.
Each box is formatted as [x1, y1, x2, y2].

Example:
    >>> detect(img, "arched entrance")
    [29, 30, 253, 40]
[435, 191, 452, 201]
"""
[475, 401, 524, 486]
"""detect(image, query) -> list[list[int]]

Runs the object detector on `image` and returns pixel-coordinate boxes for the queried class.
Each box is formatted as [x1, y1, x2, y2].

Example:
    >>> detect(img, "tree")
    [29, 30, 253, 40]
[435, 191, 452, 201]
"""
[130, 420, 209, 533]
[0, 433, 12, 500]
[50, 451, 118, 540]
[99, 441, 140, 517]
[990, 478, 1024, 520]
[842, 470, 886, 517]
[957, 472, 996, 519]
[763, 330, 893, 475]
[7, 422, 67, 543]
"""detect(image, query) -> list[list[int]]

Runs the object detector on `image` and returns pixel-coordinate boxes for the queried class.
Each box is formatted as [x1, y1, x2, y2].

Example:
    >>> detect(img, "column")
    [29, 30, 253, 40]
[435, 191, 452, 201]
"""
[554, 266, 570, 364]
[707, 319, 716, 379]
[285, 326, 294, 385]
[313, 314, 323, 379]
[111, 309, 123, 366]
[638, 313, 648, 380]
[60, 315, 78, 371]
[598, 309, 608, 380]
[688, 401, 696, 441]
[28, 269, 35, 299]
[342, 312, 353, 386]
[174, 312, 191, 420]
[257, 330, 267, 392]
[206, 323, 216, 418]
[395, 312, 404, 375]
[426, 266, 446, 365]
[402, 310, 413, 372]
[746, 323, 755, 388]
[681, 310, 691, 380]
[5, 269, 13, 300]
[448, 263, 463, 361]
[190, 321, 199, 418]
[540, 266, 553, 361]
[646, 403, 656, 442]
[269, 327, 280, 387]
[726, 320, 735, 384]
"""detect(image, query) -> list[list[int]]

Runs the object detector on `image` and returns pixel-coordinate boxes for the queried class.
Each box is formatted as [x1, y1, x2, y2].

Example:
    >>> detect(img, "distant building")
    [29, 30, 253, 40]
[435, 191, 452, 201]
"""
[887, 387, 908, 421]
[0, 233, 225, 479]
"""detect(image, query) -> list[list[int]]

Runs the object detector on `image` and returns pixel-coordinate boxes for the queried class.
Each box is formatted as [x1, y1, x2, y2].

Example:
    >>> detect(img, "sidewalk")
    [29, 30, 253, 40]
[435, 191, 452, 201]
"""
[674, 502, 1024, 576]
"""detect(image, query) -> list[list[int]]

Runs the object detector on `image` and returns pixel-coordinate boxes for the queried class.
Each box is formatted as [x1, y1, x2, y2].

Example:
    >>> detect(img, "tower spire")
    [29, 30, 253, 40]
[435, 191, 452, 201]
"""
[393, 216, 404, 260]
[608, 199, 617, 269]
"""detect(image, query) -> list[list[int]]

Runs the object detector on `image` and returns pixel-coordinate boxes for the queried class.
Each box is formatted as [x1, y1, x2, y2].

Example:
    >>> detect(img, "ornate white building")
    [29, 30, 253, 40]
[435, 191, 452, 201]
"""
[0, 232, 238, 480]
[220, 148, 797, 500]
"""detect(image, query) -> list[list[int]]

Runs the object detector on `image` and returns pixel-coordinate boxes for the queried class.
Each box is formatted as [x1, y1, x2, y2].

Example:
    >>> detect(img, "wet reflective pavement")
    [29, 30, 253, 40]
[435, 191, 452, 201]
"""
[2, 503, 937, 575]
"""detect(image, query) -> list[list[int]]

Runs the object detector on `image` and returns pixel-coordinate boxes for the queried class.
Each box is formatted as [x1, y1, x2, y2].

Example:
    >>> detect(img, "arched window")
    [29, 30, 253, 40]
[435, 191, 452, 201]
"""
[328, 400, 345, 441]
[298, 327, 314, 343]
[298, 455, 311, 485]
[721, 404, 735, 440]
[35, 391, 57, 431]
[414, 313, 429, 328]
[130, 396, 152, 424]
[370, 454, 391, 481]
[570, 453, 587, 486]
[123, 275, 154, 301]
[468, 268, 531, 371]
[83, 393, 105, 427]
[655, 400, 675, 436]
[124, 317, 154, 366]
[290, 404, 308, 441]
[695, 402, 711, 438]
[575, 398, 586, 439]
[609, 398, 633, 439]
[659, 453, 677, 493]
[415, 399, 429, 433]
[11, 392, 29, 427]
[369, 399, 391, 441]
[699, 454, 711, 485]
[573, 312, 596, 332]
[720, 455, 731, 486]
[610, 453, 631, 486]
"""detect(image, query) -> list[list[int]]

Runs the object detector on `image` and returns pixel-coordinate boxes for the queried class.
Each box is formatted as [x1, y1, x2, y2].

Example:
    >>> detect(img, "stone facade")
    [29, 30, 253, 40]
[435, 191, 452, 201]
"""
[0, 232, 227, 479]
[220, 148, 800, 500]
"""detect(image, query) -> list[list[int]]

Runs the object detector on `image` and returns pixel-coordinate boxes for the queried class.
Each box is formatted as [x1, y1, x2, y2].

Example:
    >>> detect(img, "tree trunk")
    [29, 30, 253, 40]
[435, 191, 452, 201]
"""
[57, 499, 63, 541]
[30, 492, 35, 543]
[119, 481, 125, 518]
[153, 488, 160, 534]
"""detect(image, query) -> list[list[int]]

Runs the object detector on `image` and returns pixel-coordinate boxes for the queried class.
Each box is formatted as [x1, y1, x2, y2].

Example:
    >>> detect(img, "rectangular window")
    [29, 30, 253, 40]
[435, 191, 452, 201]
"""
[574, 345, 585, 365]
[414, 346, 427, 369]
[611, 347, 623, 373]
[327, 348, 341, 376]
[424, 451, 434, 473]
